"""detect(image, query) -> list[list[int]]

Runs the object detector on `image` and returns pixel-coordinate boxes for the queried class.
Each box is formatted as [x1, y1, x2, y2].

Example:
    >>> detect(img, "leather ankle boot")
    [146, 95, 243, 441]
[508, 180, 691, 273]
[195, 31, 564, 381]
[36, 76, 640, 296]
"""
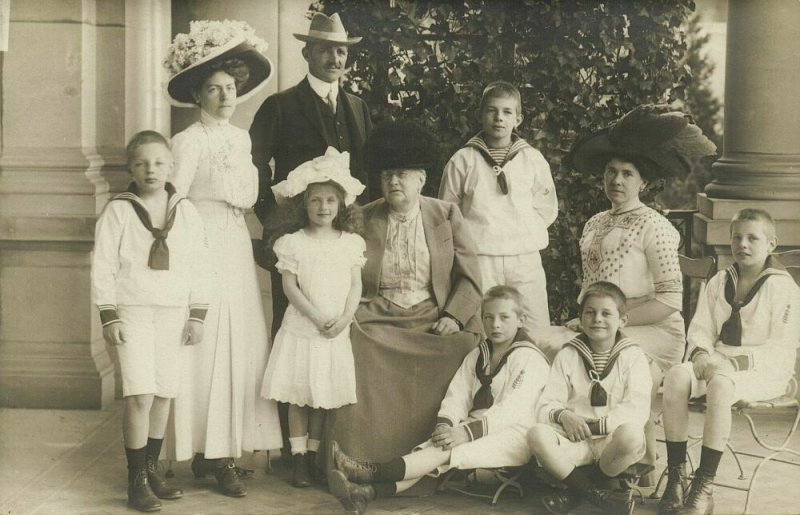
[214, 458, 247, 497]
[328, 469, 375, 515]
[582, 487, 633, 515]
[679, 471, 714, 515]
[659, 464, 688, 514]
[332, 440, 376, 483]
[292, 453, 312, 488]
[190, 453, 215, 479]
[127, 469, 162, 512]
[146, 455, 183, 500]
[541, 490, 582, 514]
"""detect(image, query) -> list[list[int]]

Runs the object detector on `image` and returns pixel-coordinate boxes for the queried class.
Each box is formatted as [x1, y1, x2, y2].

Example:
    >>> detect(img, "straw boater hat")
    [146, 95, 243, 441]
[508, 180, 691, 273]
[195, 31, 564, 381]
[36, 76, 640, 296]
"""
[566, 105, 717, 180]
[164, 21, 274, 108]
[294, 12, 362, 46]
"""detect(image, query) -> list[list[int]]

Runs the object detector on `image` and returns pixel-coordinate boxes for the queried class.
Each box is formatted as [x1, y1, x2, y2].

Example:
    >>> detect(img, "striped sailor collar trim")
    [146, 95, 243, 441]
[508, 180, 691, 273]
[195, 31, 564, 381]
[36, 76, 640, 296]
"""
[463, 132, 531, 165]
[477, 329, 549, 374]
[113, 182, 184, 210]
[565, 332, 637, 369]
[725, 255, 791, 287]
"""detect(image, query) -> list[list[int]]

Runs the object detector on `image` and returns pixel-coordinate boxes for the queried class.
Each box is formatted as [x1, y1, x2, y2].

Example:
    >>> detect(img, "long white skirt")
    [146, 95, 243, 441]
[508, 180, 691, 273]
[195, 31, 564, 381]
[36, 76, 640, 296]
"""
[166, 202, 282, 461]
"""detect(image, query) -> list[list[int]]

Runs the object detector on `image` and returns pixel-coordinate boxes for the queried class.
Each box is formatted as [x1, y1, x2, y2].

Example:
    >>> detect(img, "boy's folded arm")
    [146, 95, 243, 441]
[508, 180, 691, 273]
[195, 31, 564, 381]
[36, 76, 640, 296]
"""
[436, 348, 479, 429]
[601, 350, 652, 435]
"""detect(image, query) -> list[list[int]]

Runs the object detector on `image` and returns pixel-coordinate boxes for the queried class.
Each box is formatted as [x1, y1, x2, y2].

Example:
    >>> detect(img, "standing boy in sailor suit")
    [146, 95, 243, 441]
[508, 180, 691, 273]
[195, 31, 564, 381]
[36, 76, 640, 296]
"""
[439, 81, 557, 334]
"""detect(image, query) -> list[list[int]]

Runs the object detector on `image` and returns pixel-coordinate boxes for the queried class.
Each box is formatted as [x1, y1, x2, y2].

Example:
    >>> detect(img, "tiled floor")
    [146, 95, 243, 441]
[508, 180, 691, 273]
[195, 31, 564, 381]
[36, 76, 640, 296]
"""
[1, 400, 799, 514]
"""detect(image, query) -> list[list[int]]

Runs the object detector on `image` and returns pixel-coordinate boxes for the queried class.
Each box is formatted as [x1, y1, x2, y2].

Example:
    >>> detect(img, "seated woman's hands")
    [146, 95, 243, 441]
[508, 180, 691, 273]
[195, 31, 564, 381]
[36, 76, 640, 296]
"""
[431, 316, 460, 336]
[431, 423, 470, 450]
[559, 411, 592, 442]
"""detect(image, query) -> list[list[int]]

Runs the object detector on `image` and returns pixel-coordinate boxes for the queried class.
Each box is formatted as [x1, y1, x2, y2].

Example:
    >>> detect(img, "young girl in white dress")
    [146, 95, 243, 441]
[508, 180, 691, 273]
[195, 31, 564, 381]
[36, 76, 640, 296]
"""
[261, 147, 366, 487]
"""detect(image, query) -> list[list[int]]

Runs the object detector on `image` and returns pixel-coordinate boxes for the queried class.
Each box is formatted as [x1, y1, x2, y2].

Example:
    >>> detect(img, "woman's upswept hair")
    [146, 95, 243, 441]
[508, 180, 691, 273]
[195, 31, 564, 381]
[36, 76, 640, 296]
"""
[191, 57, 250, 100]
[262, 181, 365, 269]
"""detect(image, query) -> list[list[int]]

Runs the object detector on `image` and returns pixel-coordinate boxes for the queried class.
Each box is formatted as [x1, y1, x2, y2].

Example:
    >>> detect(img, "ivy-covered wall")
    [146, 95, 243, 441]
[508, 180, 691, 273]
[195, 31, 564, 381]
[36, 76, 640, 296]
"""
[312, 0, 717, 322]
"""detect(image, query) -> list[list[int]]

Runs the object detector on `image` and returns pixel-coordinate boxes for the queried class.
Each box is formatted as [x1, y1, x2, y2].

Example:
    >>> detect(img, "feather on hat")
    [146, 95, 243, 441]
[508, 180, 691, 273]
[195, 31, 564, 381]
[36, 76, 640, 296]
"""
[566, 105, 718, 179]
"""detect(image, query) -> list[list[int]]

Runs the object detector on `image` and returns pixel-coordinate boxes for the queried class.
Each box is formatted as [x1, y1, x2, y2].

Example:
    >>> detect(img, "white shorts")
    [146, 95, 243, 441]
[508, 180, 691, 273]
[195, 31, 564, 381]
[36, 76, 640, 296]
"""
[415, 423, 532, 476]
[478, 252, 550, 333]
[542, 426, 646, 469]
[116, 305, 186, 398]
[675, 361, 790, 403]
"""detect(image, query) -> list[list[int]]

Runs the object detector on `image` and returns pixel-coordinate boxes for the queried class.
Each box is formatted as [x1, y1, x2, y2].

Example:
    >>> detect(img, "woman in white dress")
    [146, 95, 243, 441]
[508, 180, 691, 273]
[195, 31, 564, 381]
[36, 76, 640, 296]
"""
[162, 22, 282, 497]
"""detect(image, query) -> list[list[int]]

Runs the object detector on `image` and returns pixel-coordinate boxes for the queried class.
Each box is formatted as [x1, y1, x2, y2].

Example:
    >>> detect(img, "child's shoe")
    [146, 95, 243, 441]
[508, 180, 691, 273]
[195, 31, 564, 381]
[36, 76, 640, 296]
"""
[292, 453, 312, 488]
[328, 469, 375, 515]
[678, 471, 714, 515]
[582, 487, 634, 515]
[146, 456, 183, 499]
[658, 464, 688, 514]
[127, 469, 162, 512]
[332, 440, 377, 483]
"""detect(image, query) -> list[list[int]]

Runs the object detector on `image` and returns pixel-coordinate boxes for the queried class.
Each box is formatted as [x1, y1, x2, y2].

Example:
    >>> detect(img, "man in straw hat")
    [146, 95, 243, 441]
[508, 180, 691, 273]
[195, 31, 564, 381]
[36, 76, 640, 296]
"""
[249, 10, 372, 468]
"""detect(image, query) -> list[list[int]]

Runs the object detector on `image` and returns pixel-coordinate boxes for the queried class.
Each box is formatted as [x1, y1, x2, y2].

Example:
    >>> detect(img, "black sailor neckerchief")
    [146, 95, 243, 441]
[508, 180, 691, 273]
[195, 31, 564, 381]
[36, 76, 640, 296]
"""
[472, 329, 548, 410]
[464, 133, 532, 195]
[719, 256, 789, 347]
[565, 332, 637, 407]
[111, 182, 184, 270]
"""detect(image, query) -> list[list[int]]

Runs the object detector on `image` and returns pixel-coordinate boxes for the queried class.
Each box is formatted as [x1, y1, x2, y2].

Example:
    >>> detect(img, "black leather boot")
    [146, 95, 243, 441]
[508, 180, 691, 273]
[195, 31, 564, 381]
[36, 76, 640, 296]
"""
[541, 490, 582, 514]
[659, 464, 688, 514]
[678, 470, 714, 515]
[332, 440, 376, 483]
[214, 458, 247, 497]
[145, 455, 183, 500]
[292, 453, 312, 488]
[328, 469, 375, 515]
[127, 469, 162, 512]
[582, 487, 634, 515]
[190, 453, 215, 479]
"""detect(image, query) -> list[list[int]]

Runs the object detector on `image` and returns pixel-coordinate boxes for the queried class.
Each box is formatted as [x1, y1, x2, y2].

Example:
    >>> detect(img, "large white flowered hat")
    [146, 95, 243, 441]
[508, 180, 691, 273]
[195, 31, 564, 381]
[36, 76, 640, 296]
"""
[164, 20, 273, 108]
[272, 147, 365, 206]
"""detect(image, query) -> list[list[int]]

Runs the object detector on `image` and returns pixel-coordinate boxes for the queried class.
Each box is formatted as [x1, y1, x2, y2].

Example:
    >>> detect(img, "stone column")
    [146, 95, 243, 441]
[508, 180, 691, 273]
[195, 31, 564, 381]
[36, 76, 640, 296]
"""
[694, 0, 800, 268]
[0, 1, 124, 408]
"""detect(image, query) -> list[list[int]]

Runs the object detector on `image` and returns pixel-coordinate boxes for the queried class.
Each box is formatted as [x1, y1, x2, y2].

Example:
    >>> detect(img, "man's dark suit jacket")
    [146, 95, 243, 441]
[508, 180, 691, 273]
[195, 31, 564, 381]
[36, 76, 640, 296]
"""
[249, 77, 372, 224]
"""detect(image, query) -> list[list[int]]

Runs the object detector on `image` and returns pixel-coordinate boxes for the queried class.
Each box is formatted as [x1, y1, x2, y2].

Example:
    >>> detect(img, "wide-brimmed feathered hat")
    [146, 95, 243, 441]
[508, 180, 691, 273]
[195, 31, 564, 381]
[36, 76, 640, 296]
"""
[566, 105, 718, 180]
[294, 12, 362, 46]
[365, 120, 440, 174]
[164, 20, 274, 108]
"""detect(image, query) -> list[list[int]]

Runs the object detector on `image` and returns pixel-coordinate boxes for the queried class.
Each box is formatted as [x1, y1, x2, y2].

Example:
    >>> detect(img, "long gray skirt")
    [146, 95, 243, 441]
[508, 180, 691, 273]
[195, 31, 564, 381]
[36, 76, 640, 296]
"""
[332, 296, 480, 462]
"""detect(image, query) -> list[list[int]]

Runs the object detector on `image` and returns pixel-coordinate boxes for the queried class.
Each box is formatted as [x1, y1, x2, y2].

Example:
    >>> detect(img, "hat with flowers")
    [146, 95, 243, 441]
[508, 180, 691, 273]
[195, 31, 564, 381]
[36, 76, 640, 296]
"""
[272, 147, 366, 206]
[566, 104, 718, 181]
[164, 20, 273, 108]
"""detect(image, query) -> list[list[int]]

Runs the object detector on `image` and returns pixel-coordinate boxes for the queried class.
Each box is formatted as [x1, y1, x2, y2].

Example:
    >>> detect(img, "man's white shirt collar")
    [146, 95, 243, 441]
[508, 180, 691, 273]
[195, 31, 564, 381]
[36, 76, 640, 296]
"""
[307, 73, 339, 102]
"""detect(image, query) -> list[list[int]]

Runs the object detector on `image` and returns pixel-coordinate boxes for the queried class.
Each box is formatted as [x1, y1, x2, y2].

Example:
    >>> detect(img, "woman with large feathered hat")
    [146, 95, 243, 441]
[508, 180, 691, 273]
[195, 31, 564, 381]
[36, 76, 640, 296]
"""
[161, 20, 282, 498]
[535, 105, 717, 511]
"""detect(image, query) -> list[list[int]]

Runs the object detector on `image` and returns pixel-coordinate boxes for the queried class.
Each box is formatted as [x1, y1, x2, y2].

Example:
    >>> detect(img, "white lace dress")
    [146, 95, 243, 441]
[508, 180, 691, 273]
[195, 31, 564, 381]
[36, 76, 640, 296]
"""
[261, 230, 366, 408]
[166, 112, 282, 461]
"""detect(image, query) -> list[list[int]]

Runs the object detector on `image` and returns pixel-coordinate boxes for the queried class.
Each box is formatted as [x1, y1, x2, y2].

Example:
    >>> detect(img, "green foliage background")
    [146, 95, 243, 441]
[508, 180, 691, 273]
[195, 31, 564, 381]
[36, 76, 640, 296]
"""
[311, 0, 719, 323]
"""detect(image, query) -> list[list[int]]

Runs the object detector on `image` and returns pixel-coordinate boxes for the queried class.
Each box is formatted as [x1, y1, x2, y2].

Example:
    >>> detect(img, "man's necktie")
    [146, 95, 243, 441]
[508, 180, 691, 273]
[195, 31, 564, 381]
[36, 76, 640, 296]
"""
[327, 87, 337, 113]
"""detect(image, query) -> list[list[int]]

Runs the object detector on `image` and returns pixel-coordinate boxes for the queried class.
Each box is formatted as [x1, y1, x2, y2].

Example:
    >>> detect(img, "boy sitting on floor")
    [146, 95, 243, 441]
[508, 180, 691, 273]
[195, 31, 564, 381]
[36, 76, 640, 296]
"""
[528, 281, 651, 515]
[659, 208, 800, 515]
[329, 285, 550, 514]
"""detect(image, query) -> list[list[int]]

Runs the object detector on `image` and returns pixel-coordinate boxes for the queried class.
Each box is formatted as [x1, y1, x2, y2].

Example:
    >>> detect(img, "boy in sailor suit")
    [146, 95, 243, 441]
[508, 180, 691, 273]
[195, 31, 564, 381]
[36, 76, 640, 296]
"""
[328, 286, 550, 514]
[528, 281, 651, 515]
[659, 208, 800, 515]
[92, 131, 208, 512]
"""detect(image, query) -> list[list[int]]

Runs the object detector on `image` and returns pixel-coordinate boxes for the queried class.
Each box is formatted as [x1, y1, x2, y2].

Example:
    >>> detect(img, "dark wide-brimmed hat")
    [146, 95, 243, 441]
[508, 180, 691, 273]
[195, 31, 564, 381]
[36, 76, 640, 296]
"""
[566, 105, 717, 180]
[165, 24, 273, 108]
[294, 12, 362, 46]
[365, 120, 440, 174]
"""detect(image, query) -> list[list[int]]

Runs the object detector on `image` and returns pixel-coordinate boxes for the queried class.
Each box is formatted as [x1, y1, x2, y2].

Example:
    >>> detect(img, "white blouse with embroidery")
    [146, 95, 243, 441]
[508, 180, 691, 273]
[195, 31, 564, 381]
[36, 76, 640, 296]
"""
[379, 204, 433, 309]
[579, 204, 682, 310]
[170, 111, 259, 210]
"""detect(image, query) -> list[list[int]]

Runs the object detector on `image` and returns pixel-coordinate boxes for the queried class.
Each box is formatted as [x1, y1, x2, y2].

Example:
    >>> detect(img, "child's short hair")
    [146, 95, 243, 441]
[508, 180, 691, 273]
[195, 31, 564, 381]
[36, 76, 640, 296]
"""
[125, 131, 170, 166]
[482, 285, 524, 315]
[730, 208, 777, 240]
[580, 281, 627, 316]
[480, 81, 522, 115]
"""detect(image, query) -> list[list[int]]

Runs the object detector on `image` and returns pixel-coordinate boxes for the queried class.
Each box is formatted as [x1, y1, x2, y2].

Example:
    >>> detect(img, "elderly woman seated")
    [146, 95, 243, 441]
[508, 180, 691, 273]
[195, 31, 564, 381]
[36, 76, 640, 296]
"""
[332, 121, 482, 464]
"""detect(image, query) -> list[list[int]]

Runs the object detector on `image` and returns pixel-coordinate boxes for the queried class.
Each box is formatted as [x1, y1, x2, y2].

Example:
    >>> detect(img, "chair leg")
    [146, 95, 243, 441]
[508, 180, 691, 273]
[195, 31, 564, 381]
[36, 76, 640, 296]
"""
[490, 470, 523, 506]
[725, 441, 747, 480]
[649, 465, 670, 499]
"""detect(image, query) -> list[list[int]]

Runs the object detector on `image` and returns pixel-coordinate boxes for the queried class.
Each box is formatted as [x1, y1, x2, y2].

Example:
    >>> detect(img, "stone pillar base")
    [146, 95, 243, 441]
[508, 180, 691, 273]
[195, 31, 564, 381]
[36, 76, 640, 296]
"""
[693, 193, 800, 269]
[0, 241, 115, 408]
